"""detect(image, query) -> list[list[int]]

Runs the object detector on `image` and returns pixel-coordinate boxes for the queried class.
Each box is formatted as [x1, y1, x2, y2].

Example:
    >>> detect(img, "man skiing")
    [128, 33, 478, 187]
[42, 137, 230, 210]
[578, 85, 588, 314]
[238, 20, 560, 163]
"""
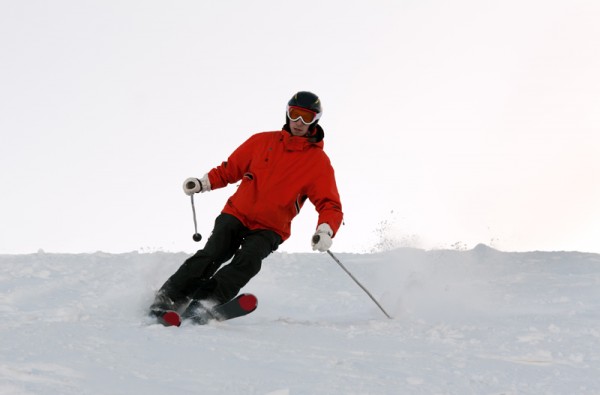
[149, 91, 343, 323]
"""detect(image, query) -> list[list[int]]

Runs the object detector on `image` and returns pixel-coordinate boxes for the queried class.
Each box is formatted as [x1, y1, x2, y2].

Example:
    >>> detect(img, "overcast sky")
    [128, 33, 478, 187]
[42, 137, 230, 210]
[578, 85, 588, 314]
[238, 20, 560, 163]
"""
[1, 0, 599, 254]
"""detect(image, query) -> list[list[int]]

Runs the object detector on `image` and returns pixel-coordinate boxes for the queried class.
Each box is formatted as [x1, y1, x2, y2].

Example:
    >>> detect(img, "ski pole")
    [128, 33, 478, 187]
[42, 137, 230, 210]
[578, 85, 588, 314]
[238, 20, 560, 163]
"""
[314, 235, 392, 319]
[190, 194, 202, 242]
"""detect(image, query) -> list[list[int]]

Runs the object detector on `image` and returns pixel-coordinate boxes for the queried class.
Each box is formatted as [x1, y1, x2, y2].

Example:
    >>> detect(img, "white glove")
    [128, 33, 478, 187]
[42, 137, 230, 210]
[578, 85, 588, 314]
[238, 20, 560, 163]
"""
[311, 223, 333, 252]
[183, 175, 211, 196]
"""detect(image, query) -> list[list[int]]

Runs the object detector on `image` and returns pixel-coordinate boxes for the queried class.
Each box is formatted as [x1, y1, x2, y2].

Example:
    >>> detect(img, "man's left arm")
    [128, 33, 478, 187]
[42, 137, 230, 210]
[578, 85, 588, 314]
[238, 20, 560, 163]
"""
[309, 163, 343, 251]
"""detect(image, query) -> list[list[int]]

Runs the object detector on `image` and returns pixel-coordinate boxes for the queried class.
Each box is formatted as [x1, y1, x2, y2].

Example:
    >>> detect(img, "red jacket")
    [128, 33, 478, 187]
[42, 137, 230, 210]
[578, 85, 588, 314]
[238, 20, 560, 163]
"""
[207, 129, 343, 241]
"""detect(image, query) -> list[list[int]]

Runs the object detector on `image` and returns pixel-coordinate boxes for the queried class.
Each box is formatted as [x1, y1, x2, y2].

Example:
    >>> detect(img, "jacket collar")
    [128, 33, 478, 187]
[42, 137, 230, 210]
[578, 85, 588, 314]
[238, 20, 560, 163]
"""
[280, 126, 325, 151]
[282, 124, 325, 141]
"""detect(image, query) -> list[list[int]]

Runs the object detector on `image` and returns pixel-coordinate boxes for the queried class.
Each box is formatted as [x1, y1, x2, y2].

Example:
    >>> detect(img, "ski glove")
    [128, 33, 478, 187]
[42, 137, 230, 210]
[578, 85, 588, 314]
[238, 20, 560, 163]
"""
[183, 175, 211, 196]
[311, 223, 333, 252]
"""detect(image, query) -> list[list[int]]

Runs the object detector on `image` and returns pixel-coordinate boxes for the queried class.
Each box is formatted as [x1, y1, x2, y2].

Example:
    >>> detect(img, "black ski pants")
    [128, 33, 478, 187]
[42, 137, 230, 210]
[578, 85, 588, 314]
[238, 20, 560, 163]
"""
[160, 213, 282, 305]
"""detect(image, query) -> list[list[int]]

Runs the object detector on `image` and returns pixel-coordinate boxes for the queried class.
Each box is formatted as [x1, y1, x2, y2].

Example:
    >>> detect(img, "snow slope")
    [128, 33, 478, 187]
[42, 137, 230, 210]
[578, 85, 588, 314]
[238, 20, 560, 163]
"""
[1, 246, 599, 394]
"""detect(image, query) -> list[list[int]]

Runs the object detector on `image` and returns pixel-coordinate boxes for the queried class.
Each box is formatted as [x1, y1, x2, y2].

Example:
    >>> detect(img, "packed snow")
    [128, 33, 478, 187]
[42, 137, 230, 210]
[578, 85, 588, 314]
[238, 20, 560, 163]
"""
[1, 245, 599, 394]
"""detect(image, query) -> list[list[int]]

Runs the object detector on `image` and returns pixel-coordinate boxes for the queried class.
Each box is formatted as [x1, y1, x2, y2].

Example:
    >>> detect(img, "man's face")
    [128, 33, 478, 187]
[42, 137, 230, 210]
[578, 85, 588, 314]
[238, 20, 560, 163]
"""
[289, 118, 310, 136]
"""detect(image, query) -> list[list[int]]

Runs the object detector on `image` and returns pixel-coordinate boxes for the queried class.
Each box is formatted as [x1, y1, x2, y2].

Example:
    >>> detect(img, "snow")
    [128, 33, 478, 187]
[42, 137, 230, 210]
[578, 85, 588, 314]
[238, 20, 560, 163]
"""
[1, 246, 600, 394]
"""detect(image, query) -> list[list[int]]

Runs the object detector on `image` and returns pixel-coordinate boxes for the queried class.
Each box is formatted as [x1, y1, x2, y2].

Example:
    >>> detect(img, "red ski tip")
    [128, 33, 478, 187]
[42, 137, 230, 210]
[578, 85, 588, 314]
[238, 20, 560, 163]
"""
[161, 311, 181, 327]
[239, 294, 258, 312]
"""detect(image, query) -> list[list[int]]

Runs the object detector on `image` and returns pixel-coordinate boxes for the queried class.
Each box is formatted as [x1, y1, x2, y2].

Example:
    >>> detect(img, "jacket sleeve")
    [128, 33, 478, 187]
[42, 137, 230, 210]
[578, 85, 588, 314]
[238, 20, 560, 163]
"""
[206, 135, 256, 190]
[307, 156, 344, 237]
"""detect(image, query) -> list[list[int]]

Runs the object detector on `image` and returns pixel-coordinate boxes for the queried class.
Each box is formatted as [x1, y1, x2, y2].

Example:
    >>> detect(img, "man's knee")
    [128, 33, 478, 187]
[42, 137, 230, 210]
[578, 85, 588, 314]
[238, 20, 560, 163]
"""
[244, 231, 282, 258]
[232, 249, 263, 276]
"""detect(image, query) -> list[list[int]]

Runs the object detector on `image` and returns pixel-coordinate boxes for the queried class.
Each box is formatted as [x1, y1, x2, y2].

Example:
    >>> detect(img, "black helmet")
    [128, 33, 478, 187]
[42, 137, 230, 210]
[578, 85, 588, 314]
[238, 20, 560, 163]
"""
[286, 91, 322, 130]
[288, 91, 322, 113]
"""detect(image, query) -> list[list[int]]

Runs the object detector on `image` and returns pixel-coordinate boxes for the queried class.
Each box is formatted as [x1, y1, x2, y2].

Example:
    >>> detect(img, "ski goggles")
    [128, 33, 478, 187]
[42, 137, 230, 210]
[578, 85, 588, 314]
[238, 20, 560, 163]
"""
[286, 105, 321, 125]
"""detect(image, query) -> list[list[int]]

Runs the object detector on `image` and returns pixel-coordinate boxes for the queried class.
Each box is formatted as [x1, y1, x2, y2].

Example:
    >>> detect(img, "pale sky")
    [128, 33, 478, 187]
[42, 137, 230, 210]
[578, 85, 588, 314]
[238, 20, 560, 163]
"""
[1, 0, 599, 254]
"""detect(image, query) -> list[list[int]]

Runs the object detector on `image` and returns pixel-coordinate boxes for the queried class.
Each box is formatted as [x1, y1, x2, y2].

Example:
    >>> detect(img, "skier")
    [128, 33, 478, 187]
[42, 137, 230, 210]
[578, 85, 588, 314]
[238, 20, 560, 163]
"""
[149, 91, 344, 321]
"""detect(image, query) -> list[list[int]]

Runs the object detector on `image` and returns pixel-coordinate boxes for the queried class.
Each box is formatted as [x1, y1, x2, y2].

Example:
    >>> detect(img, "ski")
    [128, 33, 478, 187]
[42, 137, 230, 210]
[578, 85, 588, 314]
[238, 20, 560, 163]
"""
[152, 293, 257, 327]
[155, 310, 182, 327]
[148, 307, 182, 327]
[184, 293, 258, 325]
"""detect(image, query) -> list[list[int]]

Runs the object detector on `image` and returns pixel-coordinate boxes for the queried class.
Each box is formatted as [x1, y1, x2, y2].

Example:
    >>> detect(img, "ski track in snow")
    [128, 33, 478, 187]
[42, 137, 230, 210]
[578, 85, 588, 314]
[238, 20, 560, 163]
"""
[1, 246, 600, 394]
